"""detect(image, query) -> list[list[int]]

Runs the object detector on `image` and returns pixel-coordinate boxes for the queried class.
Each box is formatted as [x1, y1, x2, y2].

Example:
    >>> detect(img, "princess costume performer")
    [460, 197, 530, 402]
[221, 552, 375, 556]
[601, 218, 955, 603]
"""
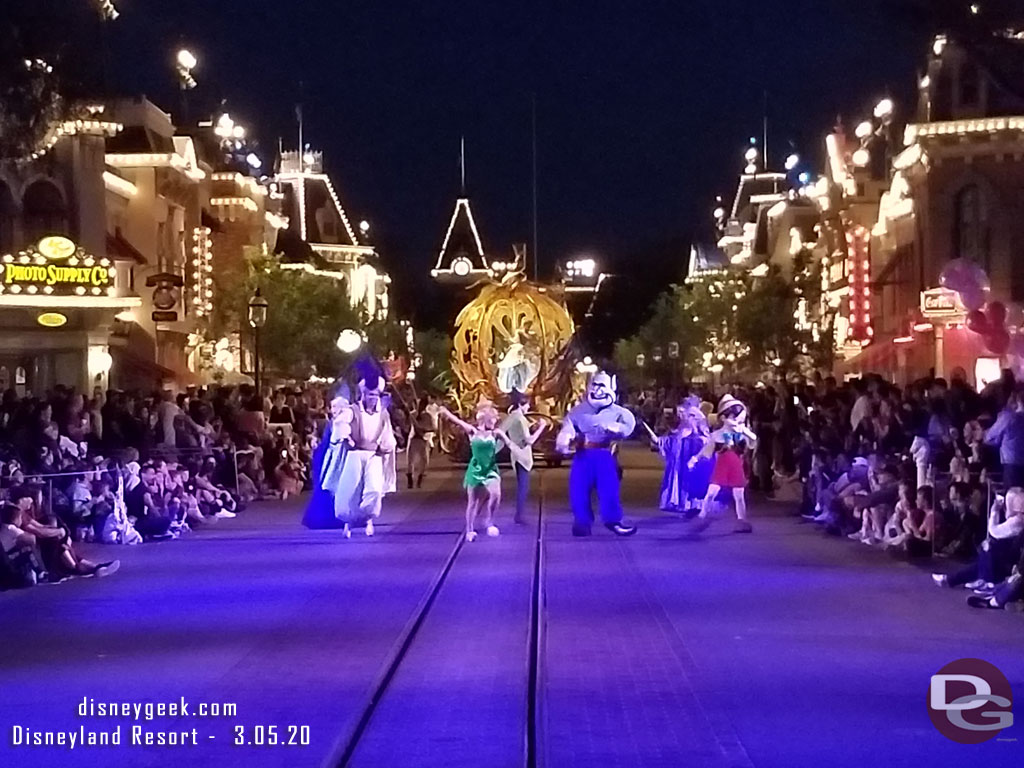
[657, 398, 711, 514]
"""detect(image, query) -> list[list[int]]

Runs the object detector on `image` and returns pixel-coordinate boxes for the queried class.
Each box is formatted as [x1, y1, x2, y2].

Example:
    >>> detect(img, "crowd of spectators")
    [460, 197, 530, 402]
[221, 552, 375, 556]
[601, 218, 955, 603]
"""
[1, 382, 329, 589]
[630, 366, 1024, 611]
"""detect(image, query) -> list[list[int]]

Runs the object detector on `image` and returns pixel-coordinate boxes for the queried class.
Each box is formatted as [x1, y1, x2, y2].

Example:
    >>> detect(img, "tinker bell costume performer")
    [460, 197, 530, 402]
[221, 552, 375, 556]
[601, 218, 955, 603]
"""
[690, 394, 757, 534]
[439, 400, 528, 542]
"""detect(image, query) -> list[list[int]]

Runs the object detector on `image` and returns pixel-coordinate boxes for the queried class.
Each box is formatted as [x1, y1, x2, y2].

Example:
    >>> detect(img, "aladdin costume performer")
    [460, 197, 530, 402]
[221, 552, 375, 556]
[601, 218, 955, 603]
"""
[330, 374, 397, 538]
[690, 394, 757, 533]
[303, 394, 351, 529]
[656, 398, 712, 514]
[556, 371, 637, 537]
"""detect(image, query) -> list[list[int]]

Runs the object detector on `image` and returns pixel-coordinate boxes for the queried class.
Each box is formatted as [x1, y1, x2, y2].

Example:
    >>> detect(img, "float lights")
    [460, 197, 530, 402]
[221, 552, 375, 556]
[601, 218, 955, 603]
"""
[855, 120, 874, 140]
[245, 153, 261, 170]
[798, 172, 811, 185]
[784, 153, 799, 171]
[713, 206, 726, 219]
[744, 147, 759, 163]
[913, 322, 934, 333]
[359, 220, 370, 235]
[852, 148, 871, 167]
[894, 335, 915, 344]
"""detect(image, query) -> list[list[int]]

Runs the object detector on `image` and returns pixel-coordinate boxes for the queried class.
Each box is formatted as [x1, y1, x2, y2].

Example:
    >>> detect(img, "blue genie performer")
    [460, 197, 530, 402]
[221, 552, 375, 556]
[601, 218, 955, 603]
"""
[556, 370, 638, 537]
[302, 387, 352, 529]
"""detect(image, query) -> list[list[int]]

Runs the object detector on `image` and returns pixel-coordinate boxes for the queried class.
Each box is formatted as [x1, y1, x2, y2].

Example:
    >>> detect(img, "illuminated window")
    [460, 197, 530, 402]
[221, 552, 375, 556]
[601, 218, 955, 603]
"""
[22, 179, 67, 243]
[0, 181, 15, 254]
[953, 184, 989, 271]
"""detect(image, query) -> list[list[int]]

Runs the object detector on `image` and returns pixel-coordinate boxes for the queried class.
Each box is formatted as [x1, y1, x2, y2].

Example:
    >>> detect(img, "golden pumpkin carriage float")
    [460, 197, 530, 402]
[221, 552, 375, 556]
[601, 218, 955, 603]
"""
[440, 272, 582, 465]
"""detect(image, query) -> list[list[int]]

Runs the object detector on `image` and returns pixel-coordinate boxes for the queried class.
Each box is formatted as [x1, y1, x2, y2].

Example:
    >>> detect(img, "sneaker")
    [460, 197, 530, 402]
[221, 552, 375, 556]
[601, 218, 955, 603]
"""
[733, 520, 753, 534]
[465, 530, 477, 542]
[965, 579, 986, 590]
[214, 510, 237, 519]
[967, 595, 1002, 610]
[94, 560, 120, 578]
[931, 573, 950, 588]
[848, 531, 866, 541]
[571, 523, 592, 537]
[605, 522, 637, 536]
[41, 573, 70, 585]
[486, 525, 500, 537]
[972, 583, 996, 596]
[365, 520, 374, 537]
[342, 525, 352, 539]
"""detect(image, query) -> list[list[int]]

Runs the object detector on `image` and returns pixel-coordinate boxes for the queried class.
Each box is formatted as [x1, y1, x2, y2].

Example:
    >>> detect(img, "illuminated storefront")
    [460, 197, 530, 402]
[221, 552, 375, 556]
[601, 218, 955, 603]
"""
[0, 236, 140, 394]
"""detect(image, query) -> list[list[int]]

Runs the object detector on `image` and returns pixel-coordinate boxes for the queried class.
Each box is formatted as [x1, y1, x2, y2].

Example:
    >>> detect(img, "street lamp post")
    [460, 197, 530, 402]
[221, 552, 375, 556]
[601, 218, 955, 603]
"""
[248, 288, 268, 394]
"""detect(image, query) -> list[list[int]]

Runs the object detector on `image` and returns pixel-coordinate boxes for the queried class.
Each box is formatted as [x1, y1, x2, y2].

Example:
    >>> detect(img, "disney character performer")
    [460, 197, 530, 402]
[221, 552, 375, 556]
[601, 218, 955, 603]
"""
[331, 373, 397, 538]
[690, 394, 757, 533]
[556, 370, 637, 537]
[405, 396, 435, 489]
[500, 390, 548, 524]
[652, 397, 712, 515]
[303, 393, 351, 529]
[440, 400, 527, 541]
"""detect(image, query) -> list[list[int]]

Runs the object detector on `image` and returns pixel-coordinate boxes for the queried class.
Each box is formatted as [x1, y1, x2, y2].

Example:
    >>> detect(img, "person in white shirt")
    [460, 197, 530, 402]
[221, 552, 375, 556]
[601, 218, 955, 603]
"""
[933, 486, 1024, 592]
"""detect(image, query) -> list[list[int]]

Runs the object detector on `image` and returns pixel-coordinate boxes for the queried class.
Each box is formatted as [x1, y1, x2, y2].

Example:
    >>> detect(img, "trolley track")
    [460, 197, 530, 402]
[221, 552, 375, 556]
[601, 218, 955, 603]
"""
[325, 478, 548, 768]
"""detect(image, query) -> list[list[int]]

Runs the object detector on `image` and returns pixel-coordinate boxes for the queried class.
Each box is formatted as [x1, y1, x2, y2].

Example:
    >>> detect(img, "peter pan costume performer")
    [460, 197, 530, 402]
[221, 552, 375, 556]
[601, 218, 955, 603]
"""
[499, 390, 548, 524]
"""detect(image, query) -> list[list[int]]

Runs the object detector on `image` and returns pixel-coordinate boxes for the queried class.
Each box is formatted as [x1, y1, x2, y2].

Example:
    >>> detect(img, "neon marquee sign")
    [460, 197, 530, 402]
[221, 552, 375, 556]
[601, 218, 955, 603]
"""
[0, 237, 116, 297]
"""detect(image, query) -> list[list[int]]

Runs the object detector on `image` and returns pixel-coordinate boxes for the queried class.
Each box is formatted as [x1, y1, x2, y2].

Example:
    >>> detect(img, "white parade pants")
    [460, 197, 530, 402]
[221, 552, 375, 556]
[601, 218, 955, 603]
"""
[334, 449, 384, 524]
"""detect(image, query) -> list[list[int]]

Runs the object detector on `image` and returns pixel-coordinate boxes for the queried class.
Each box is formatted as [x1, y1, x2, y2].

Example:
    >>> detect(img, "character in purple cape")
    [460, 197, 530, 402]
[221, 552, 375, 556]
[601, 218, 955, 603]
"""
[655, 398, 712, 514]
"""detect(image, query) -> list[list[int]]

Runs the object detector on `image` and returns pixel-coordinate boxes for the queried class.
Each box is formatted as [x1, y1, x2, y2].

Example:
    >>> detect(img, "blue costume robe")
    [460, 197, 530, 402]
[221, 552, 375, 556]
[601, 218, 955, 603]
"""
[302, 422, 346, 529]
[658, 431, 712, 511]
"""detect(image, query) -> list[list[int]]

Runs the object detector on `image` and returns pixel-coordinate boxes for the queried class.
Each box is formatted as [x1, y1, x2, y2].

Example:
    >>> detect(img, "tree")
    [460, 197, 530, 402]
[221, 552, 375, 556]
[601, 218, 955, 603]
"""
[615, 256, 837, 385]
[0, 1, 108, 159]
[210, 249, 381, 380]
[412, 328, 454, 393]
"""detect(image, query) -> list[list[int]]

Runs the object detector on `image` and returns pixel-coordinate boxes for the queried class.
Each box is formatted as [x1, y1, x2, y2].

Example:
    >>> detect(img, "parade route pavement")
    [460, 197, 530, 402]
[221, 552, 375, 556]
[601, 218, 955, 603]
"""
[2, 445, 1022, 767]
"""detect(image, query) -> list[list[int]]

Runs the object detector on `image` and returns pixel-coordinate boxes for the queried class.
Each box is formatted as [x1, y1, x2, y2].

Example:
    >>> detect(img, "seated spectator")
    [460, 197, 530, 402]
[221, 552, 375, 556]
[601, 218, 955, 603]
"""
[881, 480, 914, 550]
[937, 481, 984, 558]
[902, 485, 935, 558]
[8, 487, 119, 578]
[933, 486, 1024, 592]
[1, 502, 50, 587]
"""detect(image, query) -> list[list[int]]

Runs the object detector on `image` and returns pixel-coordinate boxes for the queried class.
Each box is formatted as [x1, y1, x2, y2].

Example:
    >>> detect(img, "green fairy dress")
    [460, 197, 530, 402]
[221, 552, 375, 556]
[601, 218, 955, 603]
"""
[464, 434, 501, 488]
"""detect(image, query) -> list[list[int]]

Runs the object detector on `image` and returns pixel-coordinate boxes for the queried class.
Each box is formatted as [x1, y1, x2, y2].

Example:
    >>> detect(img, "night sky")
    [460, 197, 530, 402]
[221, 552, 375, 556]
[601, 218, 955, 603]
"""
[24, 1, 996, 329]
